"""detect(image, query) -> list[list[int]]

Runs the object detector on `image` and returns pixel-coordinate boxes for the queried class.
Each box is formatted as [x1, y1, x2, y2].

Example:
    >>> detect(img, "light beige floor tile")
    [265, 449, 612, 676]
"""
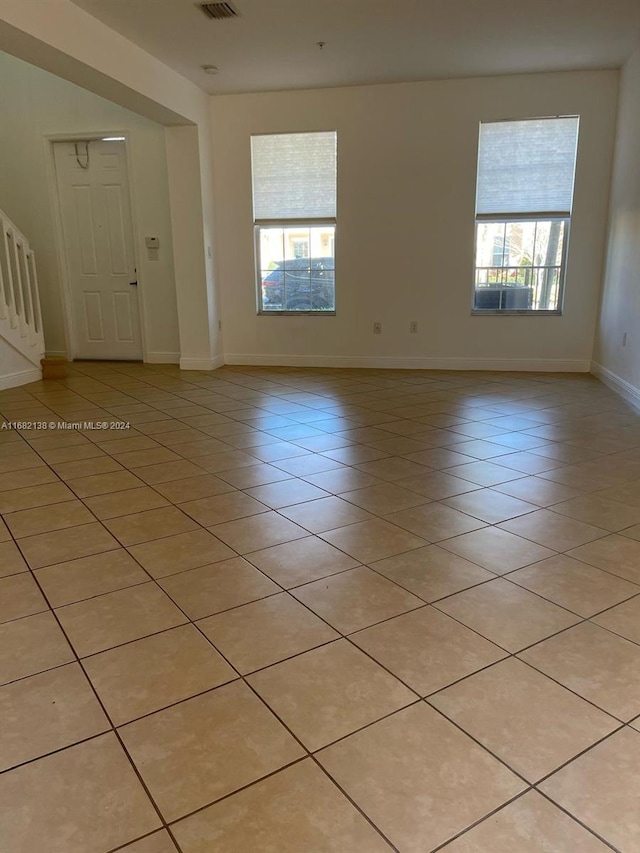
[196, 450, 263, 474]
[303, 468, 386, 493]
[104, 506, 198, 546]
[112, 447, 182, 469]
[435, 578, 579, 652]
[56, 582, 187, 657]
[596, 479, 640, 508]
[499, 509, 608, 551]
[370, 545, 494, 601]
[320, 518, 428, 563]
[0, 481, 74, 513]
[551, 493, 640, 532]
[84, 487, 170, 520]
[487, 451, 562, 474]
[39, 443, 107, 464]
[120, 680, 304, 822]
[128, 528, 234, 578]
[5, 499, 95, 538]
[341, 483, 429, 515]
[317, 703, 524, 852]
[278, 495, 374, 533]
[52, 455, 124, 480]
[321, 445, 389, 465]
[158, 556, 279, 620]
[568, 534, 640, 584]
[446, 461, 525, 487]
[443, 488, 538, 523]
[0, 662, 109, 770]
[439, 790, 611, 852]
[19, 521, 119, 569]
[380, 471, 480, 501]
[271, 454, 345, 477]
[593, 594, 640, 643]
[152, 473, 235, 502]
[210, 511, 309, 553]
[248, 640, 415, 750]
[439, 527, 556, 574]
[198, 593, 338, 674]
[0, 572, 48, 624]
[540, 728, 640, 852]
[0, 540, 28, 577]
[67, 469, 144, 497]
[352, 606, 505, 695]
[246, 536, 360, 588]
[172, 760, 392, 853]
[355, 457, 431, 482]
[136, 460, 206, 484]
[35, 549, 148, 607]
[0, 452, 46, 473]
[180, 490, 267, 525]
[118, 831, 178, 853]
[245, 479, 330, 509]
[493, 475, 586, 506]
[0, 733, 160, 853]
[84, 624, 236, 725]
[0, 611, 74, 686]
[386, 502, 485, 541]
[292, 566, 423, 634]
[519, 622, 640, 721]
[430, 658, 617, 781]
[216, 463, 293, 489]
[509, 554, 639, 617]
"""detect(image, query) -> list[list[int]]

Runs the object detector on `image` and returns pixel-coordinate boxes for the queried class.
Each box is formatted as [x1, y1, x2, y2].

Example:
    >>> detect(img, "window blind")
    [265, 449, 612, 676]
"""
[476, 117, 579, 216]
[251, 132, 337, 220]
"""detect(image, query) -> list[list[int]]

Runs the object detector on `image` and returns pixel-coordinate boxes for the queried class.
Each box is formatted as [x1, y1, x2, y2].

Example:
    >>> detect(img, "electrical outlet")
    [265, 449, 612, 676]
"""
[373, 322, 382, 334]
[623, 332, 628, 347]
[410, 321, 418, 333]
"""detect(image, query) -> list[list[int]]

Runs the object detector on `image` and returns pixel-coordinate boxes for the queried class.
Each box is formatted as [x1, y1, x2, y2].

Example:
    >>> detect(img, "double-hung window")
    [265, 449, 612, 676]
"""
[251, 131, 337, 314]
[473, 116, 579, 314]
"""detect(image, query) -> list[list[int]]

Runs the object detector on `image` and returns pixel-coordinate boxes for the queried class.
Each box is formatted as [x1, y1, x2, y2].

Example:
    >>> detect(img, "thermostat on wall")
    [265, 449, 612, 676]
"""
[145, 236, 159, 260]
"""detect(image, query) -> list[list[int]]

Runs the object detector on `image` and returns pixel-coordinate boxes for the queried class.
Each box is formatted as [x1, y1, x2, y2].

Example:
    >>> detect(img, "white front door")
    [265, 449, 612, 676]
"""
[53, 139, 143, 360]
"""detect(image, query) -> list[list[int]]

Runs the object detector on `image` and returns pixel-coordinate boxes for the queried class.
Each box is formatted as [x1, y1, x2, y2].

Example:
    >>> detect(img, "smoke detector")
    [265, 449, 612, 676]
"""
[197, 2, 241, 20]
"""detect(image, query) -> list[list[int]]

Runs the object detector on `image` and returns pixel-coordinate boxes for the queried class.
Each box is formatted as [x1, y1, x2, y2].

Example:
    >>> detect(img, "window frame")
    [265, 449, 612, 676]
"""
[254, 218, 337, 316]
[472, 213, 571, 316]
[251, 129, 337, 317]
[472, 116, 578, 317]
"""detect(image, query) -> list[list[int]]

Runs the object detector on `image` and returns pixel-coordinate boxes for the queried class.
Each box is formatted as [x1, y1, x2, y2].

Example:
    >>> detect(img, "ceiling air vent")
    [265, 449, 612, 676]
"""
[198, 2, 241, 19]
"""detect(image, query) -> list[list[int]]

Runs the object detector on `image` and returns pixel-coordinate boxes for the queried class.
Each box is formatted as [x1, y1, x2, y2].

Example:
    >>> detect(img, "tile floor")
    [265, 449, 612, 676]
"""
[1, 362, 639, 852]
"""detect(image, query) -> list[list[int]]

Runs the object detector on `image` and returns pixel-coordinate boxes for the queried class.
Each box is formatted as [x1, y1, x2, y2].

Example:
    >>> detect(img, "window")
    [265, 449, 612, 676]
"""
[251, 131, 337, 313]
[473, 117, 579, 313]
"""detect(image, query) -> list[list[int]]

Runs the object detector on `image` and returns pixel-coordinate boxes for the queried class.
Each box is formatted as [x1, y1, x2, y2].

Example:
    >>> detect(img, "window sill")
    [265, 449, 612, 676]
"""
[471, 309, 562, 317]
[258, 311, 337, 317]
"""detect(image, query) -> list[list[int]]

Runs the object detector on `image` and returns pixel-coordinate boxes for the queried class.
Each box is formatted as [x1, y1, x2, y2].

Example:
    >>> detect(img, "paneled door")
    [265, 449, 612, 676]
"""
[53, 139, 143, 360]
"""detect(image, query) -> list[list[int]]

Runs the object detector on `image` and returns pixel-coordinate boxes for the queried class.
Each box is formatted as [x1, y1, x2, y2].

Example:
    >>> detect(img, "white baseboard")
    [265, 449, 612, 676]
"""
[145, 352, 180, 364]
[591, 362, 640, 410]
[223, 354, 591, 372]
[0, 367, 42, 390]
[179, 355, 224, 371]
[45, 350, 68, 359]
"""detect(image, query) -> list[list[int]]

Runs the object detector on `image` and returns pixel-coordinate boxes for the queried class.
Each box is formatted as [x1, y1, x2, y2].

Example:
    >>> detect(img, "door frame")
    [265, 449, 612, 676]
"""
[44, 130, 148, 362]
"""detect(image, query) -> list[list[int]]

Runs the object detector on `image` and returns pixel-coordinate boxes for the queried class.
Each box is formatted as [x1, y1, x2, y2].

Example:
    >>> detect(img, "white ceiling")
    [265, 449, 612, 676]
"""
[71, 0, 640, 95]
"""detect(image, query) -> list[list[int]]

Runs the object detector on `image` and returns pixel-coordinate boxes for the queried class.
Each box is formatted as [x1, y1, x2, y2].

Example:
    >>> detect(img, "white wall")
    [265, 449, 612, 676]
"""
[0, 50, 180, 360]
[0, 337, 40, 390]
[211, 70, 618, 371]
[594, 44, 640, 404]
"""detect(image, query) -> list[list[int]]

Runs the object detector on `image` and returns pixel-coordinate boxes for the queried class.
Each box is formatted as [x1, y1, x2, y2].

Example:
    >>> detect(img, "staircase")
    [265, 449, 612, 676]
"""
[0, 208, 45, 389]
